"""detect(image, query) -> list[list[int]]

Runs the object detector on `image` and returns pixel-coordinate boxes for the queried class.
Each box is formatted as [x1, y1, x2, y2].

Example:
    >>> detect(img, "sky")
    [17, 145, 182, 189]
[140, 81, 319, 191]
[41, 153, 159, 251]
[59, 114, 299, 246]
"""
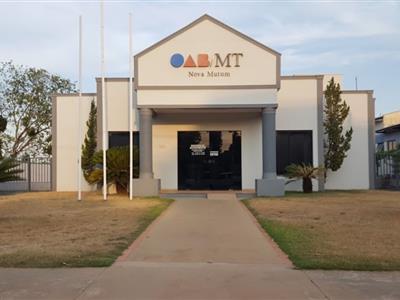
[0, 0, 399, 116]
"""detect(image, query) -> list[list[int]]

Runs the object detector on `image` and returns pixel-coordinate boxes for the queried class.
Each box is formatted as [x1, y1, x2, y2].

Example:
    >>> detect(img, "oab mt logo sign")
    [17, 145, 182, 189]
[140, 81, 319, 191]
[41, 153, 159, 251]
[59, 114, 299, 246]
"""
[170, 53, 244, 68]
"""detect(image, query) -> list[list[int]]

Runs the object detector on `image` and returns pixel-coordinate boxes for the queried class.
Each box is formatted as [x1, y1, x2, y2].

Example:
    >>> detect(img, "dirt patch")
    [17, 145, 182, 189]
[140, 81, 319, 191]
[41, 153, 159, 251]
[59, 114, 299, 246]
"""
[0, 192, 172, 267]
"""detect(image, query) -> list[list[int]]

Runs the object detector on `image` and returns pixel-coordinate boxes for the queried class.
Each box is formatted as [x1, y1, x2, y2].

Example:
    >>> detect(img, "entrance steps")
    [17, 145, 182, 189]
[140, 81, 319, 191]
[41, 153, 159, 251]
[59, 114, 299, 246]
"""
[160, 190, 256, 200]
[207, 192, 237, 200]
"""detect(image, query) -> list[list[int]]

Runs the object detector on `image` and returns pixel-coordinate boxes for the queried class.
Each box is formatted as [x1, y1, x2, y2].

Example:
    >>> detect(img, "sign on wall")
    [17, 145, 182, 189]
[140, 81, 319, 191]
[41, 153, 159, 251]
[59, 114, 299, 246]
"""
[135, 15, 279, 88]
[170, 52, 244, 78]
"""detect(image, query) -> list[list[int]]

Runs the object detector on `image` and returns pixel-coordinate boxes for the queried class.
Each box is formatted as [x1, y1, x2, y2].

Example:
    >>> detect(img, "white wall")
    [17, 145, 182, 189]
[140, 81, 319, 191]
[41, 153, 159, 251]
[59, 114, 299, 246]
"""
[54, 95, 95, 191]
[55, 79, 373, 192]
[137, 88, 277, 107]
[137, 18, 278, 88]
[277, 78, 320, 163]
[325, 92, 372, 190]
[276, 77, 321, 191]
[152, 112, 262, 190]
[104, 80, 139, 132]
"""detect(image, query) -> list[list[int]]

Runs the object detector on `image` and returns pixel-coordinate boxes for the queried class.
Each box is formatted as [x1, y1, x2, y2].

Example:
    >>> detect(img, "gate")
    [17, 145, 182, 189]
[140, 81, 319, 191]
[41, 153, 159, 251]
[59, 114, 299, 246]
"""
[0, 157, 52, 192]
[376, 152, 400, 190]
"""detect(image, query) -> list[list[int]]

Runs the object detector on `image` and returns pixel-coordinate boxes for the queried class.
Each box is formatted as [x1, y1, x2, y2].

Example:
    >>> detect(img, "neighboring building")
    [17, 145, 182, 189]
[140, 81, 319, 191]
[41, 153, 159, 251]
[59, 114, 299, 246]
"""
[376, 111, 400, 151]
[51, 14, 376, 196]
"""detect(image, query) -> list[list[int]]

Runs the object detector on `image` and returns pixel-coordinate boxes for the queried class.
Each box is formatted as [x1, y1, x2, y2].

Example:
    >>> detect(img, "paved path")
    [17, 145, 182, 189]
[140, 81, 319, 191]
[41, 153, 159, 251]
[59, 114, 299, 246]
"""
[1, 198, 400, 299]
[123, 197, 291, 264]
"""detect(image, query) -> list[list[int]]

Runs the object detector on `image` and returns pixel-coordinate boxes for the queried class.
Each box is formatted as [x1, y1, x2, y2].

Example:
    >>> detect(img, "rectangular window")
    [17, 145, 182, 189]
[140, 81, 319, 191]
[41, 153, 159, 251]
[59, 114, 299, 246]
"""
[108, 131, 140, 178]
[386, 140, 397, 151]
[109, 131, 139, 148]
[276, 131, 313, 175]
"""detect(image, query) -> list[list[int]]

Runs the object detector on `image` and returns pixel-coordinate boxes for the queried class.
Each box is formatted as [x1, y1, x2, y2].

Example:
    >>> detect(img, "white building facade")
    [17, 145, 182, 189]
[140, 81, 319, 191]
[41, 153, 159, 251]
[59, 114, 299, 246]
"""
[52, 15, 376, 195]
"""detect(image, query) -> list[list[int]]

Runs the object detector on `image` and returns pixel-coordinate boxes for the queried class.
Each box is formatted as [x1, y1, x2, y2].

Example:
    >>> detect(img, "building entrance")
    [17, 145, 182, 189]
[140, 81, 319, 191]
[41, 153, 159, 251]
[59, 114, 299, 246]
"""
[178, 131, 241, 190]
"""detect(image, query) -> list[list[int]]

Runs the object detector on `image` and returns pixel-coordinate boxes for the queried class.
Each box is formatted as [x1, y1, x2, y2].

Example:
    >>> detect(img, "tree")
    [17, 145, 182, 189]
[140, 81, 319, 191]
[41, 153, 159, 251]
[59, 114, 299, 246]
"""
[81, 100, 97, 182]
[0, 115, 6, 159]
[285, 163, 324, 193]
[323, 77, 353, 173]
[0, 157, 23, 182]
[0, 61, 76, 157]
[0, 116, 6, 132]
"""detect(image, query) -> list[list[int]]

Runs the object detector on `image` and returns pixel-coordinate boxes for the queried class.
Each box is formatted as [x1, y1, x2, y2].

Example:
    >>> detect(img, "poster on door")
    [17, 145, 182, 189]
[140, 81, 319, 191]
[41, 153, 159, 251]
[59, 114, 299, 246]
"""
[190, 144, 206, 156]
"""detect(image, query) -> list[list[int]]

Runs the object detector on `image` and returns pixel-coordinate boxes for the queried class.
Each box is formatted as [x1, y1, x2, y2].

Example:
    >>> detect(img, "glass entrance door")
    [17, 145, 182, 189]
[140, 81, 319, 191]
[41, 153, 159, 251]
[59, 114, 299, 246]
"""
[178, 131, 241, 190]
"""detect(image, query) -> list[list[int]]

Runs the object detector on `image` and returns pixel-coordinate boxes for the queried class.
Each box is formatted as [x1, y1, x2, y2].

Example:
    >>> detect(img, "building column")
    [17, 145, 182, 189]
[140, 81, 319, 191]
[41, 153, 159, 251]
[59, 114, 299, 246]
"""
[256, 105, 285, 196]
[139, 108, 154, 179]
[132, 108, 160, 196]
[262, 107, 277, 179]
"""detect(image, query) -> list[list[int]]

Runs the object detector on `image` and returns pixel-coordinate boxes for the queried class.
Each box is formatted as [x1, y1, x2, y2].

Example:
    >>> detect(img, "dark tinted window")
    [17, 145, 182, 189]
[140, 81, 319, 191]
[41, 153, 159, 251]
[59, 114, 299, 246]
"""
[109, 132, 139, 148]
[108, 132, 140, 178]
[277, 131, 313, 175]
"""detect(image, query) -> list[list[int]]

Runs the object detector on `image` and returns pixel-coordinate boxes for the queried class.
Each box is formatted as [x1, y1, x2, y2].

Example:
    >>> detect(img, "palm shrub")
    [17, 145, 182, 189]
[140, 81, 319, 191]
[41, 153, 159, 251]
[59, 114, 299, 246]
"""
[87, 146, 139, 193]
[0, 157, 23, 182]
[285, 163, 324, 193]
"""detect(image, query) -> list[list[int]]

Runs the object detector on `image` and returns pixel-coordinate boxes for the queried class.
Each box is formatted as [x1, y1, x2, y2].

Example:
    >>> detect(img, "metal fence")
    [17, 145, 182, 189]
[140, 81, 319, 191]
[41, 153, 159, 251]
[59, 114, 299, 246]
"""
[0, 157, 52, 192]
[376, 152, 400, 189]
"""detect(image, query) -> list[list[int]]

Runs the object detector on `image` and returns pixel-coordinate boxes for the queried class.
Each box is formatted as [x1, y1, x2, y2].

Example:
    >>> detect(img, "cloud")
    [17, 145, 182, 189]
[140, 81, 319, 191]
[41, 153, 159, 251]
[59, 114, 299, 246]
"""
[0, 1, 399, 114]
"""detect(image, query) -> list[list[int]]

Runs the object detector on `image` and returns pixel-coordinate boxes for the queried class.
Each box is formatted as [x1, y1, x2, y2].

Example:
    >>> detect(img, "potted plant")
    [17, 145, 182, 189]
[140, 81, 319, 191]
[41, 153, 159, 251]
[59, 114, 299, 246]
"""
[285, 163, 324, 193]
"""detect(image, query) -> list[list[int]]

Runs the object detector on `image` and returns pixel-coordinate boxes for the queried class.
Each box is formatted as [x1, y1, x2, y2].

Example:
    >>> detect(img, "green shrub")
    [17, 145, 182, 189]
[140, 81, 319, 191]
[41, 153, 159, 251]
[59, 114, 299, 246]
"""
[88, 146, 139, 193]
[0, 157, 23, 182]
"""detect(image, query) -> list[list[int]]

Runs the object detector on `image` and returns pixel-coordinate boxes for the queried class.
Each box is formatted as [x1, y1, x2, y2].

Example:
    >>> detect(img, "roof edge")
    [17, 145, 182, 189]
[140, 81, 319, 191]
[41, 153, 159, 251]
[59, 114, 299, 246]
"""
[134, 14, 281, 59]
[342, 90, 374, 95]
[95, 77, 132, 82]
[281, 75, 324, 80]
[52, 93, 97, 97]
[376, 124, 400, 133]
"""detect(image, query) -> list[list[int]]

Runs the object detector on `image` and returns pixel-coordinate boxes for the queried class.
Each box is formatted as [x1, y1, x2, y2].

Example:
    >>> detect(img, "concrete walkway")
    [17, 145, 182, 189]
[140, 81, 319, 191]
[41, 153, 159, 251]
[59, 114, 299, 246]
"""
[1, 197, 400, 299]
[123, 197, 291, 264]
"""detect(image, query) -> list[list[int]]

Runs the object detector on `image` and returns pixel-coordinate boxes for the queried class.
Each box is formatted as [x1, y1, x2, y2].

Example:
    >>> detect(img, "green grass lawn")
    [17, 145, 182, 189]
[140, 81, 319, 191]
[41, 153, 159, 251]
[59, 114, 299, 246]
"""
[0, 192, 173, 268]
[244, 190, 400, 271]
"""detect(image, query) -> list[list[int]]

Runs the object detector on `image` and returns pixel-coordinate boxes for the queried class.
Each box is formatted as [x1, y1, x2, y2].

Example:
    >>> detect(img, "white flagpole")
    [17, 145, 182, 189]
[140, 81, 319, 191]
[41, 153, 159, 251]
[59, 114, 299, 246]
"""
[77, 15, 82, 201]
[100, 1, 107, 200]
[129, 13, 133, 200]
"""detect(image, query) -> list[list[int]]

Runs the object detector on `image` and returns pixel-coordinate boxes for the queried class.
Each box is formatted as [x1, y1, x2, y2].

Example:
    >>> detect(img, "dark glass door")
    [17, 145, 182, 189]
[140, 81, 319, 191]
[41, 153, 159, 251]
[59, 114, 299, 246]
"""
[178, 131, 241, 190]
